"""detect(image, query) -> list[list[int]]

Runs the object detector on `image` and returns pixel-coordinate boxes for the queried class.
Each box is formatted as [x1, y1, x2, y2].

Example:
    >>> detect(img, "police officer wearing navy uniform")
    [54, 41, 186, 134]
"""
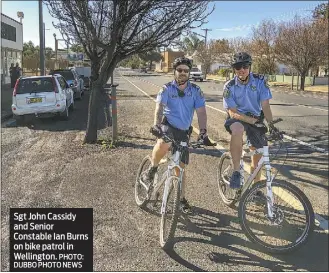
[143, 57, 214, 212]
[223, 52, 279, 189]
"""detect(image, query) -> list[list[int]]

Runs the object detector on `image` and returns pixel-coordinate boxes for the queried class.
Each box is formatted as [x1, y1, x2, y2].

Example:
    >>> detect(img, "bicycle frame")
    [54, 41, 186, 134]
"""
[239, 145, 275, 219]
[159, 141, 186, 215]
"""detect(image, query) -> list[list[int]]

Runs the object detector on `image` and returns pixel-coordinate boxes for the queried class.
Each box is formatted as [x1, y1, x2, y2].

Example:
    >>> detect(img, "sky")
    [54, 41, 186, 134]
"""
[1, 0, 326, 49]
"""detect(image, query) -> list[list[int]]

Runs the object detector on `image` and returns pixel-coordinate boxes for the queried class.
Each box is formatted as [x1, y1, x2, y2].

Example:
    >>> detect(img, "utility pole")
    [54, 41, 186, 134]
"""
[39, 0, 45, 75]
[201, 28, 212, 45]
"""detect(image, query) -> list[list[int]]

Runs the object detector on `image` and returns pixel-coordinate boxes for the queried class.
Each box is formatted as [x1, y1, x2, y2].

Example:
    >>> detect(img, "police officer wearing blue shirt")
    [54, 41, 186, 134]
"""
[223, 52, 278, 189]
[143, 57, 213, 212]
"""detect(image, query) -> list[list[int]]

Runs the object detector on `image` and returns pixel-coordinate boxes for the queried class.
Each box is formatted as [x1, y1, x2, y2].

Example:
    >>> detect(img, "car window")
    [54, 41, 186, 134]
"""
[49, 70, 75, 81]
[16, 78, 55, 94]
[191, 68, 200, 72]
[58, 77, 67, 89]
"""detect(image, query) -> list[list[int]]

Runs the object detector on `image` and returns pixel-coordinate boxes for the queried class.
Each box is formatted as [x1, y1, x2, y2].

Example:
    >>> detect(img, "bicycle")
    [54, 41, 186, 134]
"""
[217, 118, 315, 254]
[135, 130, 206, 249]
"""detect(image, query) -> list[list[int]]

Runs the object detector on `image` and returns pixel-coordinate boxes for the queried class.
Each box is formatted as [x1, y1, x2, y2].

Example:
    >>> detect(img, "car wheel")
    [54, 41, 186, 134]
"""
[76, 90, 82, 100]
[200, 79, 203, 82]
[69, 99, 74, 111]
[60, 104, 69, 120]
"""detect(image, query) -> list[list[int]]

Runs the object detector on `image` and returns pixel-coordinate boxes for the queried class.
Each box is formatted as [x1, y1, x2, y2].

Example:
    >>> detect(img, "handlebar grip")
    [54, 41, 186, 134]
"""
[271, 118, 283, 125]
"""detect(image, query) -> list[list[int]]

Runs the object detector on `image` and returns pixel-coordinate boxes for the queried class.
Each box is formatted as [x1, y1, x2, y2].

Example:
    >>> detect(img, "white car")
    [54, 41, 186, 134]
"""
[11, 75, 74, 123]
[49, 68, 84, 99]
[189, 67, 204, 82]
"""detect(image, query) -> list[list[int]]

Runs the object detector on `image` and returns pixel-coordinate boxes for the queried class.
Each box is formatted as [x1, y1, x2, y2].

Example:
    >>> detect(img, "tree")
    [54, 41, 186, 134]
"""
[228, 37, 253, 54]
[312, 2, 329, 21]
[274, 15, 328, 90]
[250, 19, 278, 74]
[44, 0, 214, 143]
[139, 50, 163, 70]
[195, 39, 218, 76]
[210, 38, 232, 64]
[70, 44, 84, 53]
[178, 34, 204, 56]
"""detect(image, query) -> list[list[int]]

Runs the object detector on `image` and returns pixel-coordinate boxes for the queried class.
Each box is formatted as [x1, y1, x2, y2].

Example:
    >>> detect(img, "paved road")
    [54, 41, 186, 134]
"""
[119, 69, 329, 230]
[1, 71, 328, 271]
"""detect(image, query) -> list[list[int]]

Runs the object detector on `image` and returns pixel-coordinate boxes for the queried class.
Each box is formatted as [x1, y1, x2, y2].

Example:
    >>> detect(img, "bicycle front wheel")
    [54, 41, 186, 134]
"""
[159, 176, 180, 249]
[217, 152, 239, 208]
[135, 155, 154, 208]
[238, 180, 315, 254]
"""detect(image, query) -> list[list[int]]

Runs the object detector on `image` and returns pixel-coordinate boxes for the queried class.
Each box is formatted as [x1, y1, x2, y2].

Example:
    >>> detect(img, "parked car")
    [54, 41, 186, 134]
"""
[11, 75, 74, 123]
[189, 67, 204, 81]
[75, 66, 91, 88]
[49, 68, 84, 99]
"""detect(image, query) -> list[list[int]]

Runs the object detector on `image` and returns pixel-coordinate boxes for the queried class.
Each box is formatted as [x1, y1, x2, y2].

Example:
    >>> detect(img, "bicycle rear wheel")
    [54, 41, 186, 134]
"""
[217, 152, 239, 208]
[160, 176, 180, 249]
[238, 180, 315, 254]
[135, 155, 156, 208]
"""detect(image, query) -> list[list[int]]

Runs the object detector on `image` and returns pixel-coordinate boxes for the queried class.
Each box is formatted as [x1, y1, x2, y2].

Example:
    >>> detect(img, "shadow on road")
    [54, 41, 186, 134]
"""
[163, 206, 328, 272]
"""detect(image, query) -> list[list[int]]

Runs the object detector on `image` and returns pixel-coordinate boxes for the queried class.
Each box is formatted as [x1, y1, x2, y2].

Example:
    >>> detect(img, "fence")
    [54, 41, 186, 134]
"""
[22, 58, 69, 76]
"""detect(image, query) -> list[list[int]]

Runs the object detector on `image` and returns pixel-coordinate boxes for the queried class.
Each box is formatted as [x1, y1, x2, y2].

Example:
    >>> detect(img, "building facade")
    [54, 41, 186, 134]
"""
[155, 50, 184, 73]
[1, 13, 23, 84]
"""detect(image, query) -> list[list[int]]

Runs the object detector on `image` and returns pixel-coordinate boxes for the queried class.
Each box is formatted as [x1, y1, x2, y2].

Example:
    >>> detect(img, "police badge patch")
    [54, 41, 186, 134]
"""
[251, 85, 257, 91]
[223, 88, 230, 98]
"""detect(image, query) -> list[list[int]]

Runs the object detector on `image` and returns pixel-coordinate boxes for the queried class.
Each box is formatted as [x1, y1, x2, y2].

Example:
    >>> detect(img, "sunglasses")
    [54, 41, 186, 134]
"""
[176, 68, 190, 73]
[233, 64, 250, 70]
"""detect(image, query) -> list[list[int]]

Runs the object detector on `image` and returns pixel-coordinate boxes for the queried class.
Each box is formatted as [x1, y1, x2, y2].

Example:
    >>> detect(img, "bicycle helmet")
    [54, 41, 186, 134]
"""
[231, 52, 252, 67]
[173, 57, 192, 70]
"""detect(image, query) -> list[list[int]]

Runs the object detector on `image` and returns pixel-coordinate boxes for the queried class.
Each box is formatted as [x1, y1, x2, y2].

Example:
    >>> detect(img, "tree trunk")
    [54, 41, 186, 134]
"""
[149, 60, 153, 70]
[83, 82, 102, 143]
[300, 72, 306, 91]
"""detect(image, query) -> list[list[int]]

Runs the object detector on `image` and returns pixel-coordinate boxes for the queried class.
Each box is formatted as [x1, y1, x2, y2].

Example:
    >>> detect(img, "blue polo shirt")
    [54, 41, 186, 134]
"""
[223, 72, 272, 116]
[156, 80, 205, 130]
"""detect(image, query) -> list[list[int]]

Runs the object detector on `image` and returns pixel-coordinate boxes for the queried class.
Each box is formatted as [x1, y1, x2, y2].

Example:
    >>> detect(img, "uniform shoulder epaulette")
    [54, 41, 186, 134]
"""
[190, 82, 200, 89]
[162, 82, 173, 89]
[252, 73, 264, 80]
[226, 78, 235, 88]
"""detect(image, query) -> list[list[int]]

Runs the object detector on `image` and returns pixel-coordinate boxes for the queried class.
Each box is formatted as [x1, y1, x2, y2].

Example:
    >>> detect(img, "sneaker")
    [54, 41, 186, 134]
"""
[141, 166, 158, 185]
[230, 171, 241, 189]
[180, 198, 191, 213]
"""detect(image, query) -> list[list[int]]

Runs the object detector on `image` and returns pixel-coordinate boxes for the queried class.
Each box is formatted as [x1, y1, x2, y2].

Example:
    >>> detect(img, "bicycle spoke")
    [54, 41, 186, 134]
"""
[239, 181, 314, 253]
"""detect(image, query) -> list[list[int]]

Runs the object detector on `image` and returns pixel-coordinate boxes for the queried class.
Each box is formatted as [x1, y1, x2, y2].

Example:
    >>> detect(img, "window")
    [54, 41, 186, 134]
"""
[58, 77, 67, 89]
[49, 70, 74, 81]
[1, 22, 16, 42]
[16, 78, 55, 94]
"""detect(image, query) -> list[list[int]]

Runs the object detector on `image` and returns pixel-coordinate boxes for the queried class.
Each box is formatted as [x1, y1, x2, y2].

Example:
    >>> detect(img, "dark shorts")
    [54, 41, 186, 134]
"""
[160, 118, 191, 165]
[224, 118, 268, 148]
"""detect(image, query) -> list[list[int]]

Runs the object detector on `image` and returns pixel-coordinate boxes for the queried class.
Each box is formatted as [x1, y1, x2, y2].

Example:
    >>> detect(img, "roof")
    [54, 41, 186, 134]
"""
[20, 75, 54, 79]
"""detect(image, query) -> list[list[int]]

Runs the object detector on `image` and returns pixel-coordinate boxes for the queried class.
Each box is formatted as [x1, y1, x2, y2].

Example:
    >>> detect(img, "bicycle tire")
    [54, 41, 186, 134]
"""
[217, 152, 238, 208]
[238, 180, 315, 254]
[159, 176, 180, 249]
[135, 155, 155, 208]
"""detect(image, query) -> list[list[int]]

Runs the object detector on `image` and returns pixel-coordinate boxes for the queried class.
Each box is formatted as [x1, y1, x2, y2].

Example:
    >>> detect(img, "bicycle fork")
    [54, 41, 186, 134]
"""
[263, 146, 274, 219]
[161, 166, 183, 214]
